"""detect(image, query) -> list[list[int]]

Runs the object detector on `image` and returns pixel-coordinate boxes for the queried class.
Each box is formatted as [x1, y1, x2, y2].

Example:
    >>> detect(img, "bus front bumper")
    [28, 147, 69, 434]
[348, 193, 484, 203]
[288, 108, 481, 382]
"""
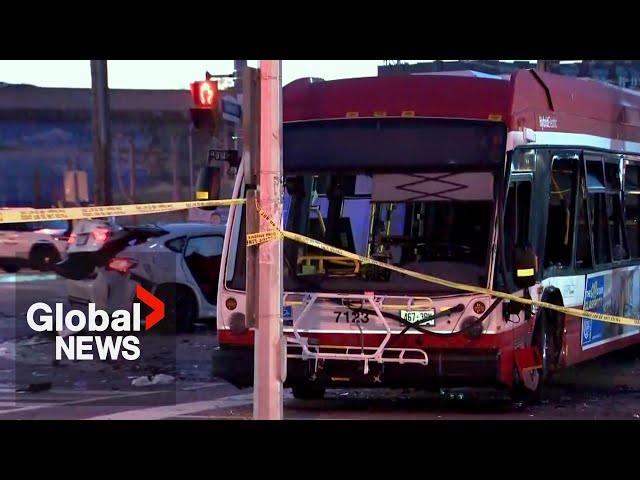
[212, 345, 503, 390]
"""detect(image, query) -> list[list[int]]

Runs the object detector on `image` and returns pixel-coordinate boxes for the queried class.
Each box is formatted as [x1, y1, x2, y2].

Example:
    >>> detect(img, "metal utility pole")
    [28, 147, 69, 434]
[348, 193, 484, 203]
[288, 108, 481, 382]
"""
[90, 60, 113, 206]
[245, 66, 260, 332]
[188, 124, 194, 199]
[253, 60, 284, 420]
[234, 60, 247, 152]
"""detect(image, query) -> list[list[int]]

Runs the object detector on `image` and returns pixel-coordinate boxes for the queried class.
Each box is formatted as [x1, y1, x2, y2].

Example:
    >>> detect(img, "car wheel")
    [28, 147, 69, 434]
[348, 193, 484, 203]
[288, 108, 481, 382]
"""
[29, 245, 61, 272]
[1, 264, 20, 273]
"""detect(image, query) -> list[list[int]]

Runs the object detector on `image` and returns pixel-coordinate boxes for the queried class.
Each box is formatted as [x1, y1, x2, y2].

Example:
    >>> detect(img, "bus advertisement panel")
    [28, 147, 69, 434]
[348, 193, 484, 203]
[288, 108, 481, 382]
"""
[582, 266, 640, 349]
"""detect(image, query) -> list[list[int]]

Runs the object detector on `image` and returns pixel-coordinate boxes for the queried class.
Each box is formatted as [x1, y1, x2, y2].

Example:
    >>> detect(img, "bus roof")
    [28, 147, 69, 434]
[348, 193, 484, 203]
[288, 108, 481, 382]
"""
[283, 70, 640, 154]
[283, 74, 511, 124]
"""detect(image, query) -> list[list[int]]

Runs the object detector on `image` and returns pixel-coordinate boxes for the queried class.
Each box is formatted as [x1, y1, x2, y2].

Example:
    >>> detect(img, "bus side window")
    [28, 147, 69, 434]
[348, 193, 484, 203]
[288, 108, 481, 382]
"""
[604, 159, 628, 261]
[575, 176, 593, 269]
[585, 155, 612, 265]
[543, 157, 577, 268]
[624, 161, 639, 259]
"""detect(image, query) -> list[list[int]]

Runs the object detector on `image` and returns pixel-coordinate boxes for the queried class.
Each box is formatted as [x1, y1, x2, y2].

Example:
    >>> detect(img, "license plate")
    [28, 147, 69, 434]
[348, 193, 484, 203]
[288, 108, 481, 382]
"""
[400, 309, 435, 326]
[76, 234, 89, 246]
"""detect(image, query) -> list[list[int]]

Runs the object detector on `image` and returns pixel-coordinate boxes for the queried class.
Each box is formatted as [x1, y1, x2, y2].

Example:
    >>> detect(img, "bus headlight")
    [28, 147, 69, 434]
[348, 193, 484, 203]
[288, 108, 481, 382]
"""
[229, 312, 248, 335]
[225, 297, 238, 311]
[460, 316, 484, 339]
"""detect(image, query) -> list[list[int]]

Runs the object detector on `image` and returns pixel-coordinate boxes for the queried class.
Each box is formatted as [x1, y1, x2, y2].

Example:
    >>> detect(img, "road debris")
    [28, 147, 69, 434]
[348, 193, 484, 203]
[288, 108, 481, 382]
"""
[131, 373, 175, 386]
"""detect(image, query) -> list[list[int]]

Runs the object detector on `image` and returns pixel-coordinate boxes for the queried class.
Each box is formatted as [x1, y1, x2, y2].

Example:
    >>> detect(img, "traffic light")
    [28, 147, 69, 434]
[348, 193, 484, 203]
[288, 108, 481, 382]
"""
[191, 80, 218, 107]
[190, 80, 220, 131]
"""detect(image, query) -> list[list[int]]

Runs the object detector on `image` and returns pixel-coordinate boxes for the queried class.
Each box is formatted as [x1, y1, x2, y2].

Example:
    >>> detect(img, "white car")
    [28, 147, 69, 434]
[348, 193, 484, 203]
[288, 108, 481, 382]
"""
[56, 222, 227, 333]
[63, 218, 122, 304]
[0, 211, 71, 273]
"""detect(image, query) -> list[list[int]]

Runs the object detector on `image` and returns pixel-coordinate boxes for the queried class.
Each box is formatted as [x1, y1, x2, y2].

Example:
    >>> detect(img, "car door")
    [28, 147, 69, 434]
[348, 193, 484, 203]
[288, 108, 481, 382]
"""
[0, 223, 23, 259]
[182, 234, 225, 306]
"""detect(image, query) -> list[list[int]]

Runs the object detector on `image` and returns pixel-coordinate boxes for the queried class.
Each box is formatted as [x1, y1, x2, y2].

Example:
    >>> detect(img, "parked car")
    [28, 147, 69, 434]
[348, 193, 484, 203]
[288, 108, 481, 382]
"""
[0, 209, 71, 273]
[55, 222, 227, 333]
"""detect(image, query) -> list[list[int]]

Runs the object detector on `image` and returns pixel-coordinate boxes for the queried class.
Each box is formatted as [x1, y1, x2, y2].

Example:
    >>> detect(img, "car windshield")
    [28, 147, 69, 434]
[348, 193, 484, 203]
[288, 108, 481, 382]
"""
[26, 220, 68, 231]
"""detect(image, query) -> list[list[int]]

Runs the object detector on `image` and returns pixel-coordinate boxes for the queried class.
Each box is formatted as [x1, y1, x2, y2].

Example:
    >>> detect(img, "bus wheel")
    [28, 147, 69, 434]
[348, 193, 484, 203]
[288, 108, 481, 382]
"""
[511, 310, 560, 404]
[292, 385, 326, 400]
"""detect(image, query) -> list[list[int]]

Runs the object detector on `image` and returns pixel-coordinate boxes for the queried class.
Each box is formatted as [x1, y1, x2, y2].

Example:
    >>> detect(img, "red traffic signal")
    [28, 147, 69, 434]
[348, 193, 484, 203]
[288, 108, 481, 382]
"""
[190, 80, 219, 108]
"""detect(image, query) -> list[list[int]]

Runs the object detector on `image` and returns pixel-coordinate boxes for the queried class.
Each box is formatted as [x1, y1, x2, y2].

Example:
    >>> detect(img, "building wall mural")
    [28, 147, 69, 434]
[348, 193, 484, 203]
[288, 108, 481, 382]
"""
[0, 118, 212, 209]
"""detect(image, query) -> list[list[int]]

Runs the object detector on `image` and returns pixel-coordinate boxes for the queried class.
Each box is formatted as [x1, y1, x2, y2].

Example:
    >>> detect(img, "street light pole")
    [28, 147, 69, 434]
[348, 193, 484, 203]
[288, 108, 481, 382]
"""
[234, 60, 247, 152]
[90, 60, 112, 206]
[253, 60, 284, 420]
[188, 123, 194, 200]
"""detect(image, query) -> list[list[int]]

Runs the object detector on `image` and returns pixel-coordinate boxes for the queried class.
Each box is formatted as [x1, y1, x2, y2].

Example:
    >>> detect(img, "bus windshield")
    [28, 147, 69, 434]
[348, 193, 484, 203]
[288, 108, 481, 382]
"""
[281, 172, 496, 295]
[226, 117, 505, 295]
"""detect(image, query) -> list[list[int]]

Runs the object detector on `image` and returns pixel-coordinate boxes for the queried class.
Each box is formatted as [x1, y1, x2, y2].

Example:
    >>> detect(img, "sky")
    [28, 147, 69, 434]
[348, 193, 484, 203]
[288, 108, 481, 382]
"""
[0, 60, 545, 90]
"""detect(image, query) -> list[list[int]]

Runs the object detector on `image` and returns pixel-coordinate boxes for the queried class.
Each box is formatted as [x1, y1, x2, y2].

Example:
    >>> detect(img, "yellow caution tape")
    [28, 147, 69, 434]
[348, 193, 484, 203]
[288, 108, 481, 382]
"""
[3, 195, 638, 328]
[247, 230, 281, 247]
[0, 199, 246, 224]
[250, 201, 640, 328]
[255, 198, 280, 231]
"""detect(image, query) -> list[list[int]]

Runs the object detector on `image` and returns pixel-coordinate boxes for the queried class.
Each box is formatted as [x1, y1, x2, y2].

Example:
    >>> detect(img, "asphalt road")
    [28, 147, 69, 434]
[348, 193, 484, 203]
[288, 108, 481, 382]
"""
[1, 272, 640, 420]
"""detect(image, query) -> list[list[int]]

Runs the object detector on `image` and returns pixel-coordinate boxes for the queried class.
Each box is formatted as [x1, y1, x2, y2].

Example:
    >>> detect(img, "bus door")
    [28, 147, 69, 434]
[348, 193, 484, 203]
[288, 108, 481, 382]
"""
[502, 170, 535, 293]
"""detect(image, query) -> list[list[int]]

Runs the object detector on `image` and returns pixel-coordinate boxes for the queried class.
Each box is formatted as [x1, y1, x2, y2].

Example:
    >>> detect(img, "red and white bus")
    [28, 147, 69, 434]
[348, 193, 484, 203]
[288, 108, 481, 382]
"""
[211, 69, 640, 401]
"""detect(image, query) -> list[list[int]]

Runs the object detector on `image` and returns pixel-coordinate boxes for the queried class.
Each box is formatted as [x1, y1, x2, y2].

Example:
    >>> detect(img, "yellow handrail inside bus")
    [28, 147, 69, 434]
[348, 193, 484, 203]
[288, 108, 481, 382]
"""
[283, 299, 436, 310]
[378, 203, 396, 254]
[297, 255, 360, 275]
[366, 202, 377, 258]
[310, 205, 326, 236]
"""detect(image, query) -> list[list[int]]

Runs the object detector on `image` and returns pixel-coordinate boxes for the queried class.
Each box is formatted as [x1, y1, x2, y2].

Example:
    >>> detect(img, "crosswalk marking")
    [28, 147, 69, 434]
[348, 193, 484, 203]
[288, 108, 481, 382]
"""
[179, 382, 226, 391]
[0, 381, 229, 414]
[0, 389, 172, 415]
[0, 382, 225, 398]
[86, 393, 255, 420]
[179, 414, 252, 420]
[0, 387, 137, 396]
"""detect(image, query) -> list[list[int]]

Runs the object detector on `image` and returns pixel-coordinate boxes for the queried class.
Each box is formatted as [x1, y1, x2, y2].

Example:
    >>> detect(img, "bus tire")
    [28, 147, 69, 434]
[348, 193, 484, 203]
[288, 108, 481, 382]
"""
[511, 309, 561, 404]
[292, 385, 326, 400]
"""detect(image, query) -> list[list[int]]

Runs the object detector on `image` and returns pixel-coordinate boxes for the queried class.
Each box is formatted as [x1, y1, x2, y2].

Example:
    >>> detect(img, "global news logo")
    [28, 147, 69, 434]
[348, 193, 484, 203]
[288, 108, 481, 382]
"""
[26, 285, 165, 361]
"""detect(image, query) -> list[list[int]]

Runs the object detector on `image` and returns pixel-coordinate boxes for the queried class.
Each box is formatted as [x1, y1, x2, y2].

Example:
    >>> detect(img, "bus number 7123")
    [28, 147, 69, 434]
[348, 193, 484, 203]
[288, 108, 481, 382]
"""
[334, 310, 370, 323]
